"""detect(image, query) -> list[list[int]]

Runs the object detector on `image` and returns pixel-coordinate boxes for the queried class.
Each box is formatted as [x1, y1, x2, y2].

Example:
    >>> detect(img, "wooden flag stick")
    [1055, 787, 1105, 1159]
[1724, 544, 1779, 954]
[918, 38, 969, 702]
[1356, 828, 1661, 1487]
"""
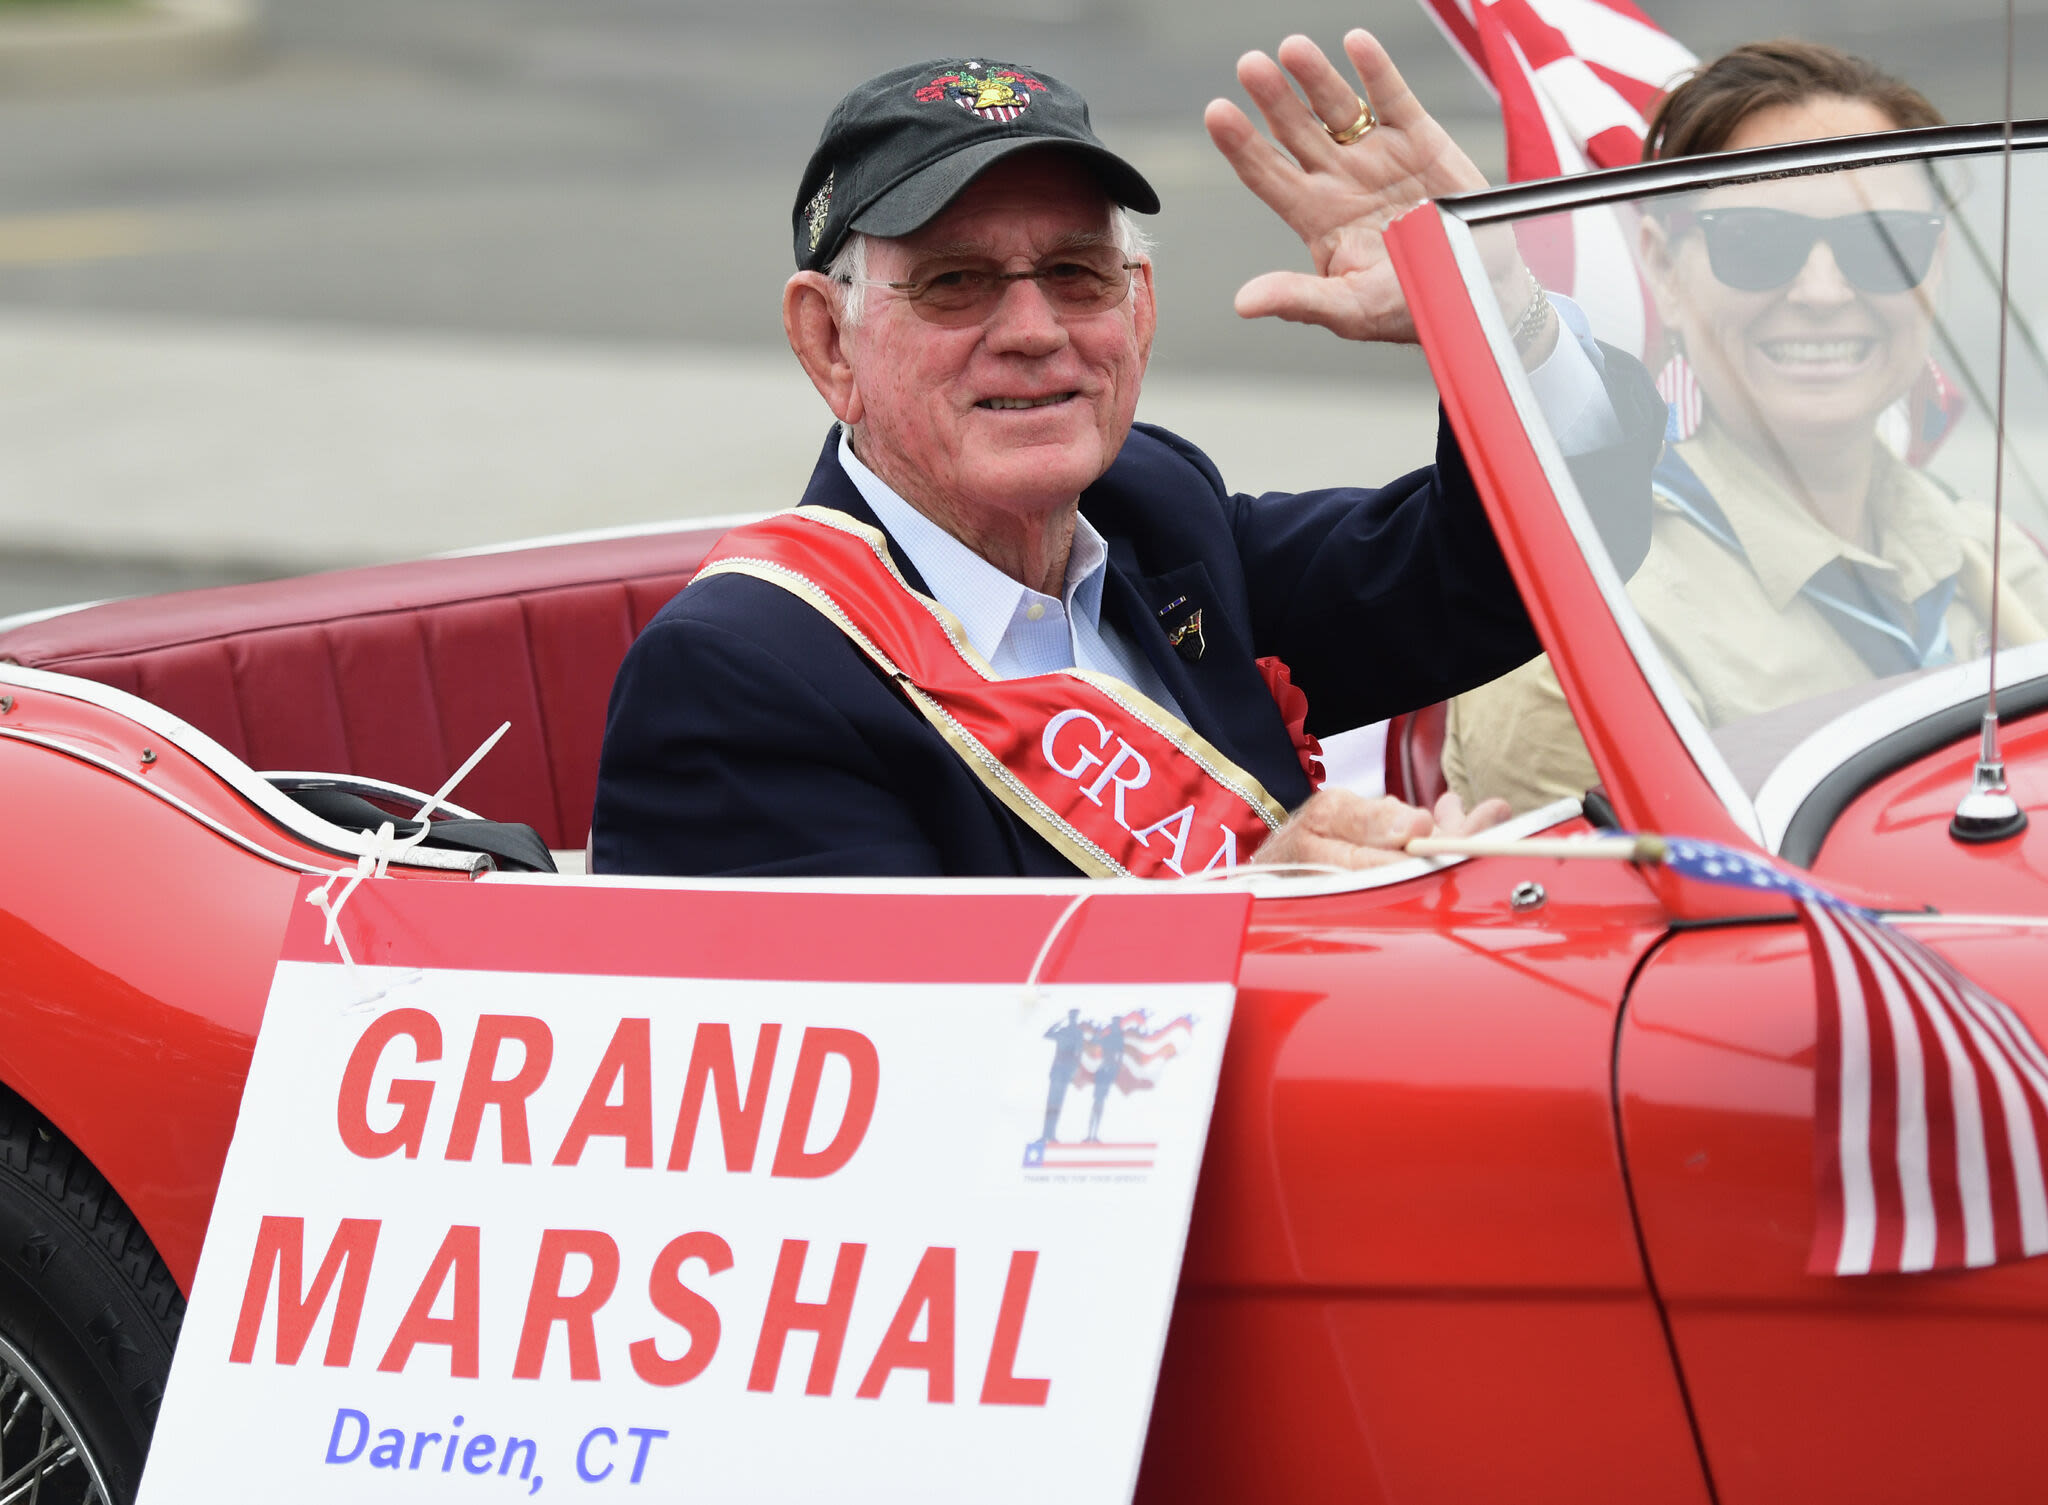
[1404, 833, 1669, 863]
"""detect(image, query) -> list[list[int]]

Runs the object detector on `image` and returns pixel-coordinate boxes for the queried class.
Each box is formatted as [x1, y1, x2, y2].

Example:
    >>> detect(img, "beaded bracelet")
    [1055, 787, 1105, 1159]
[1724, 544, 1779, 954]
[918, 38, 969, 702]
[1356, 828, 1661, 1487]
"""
[1509, 267, 1554, 355]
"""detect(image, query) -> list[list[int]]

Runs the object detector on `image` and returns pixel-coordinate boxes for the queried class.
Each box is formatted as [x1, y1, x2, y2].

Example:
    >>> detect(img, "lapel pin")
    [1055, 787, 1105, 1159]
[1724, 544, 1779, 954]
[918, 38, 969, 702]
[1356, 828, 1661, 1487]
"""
[1157, 596, 1205, 662]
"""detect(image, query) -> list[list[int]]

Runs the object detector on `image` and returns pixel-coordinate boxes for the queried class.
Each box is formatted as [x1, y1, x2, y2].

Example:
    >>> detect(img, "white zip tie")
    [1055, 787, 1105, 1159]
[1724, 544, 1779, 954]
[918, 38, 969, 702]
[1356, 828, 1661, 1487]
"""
[306, 856, 369, 969]
[303, 721, 513, 1007]
[413, 720, 510, 822]
[305, 818, 434, 1009]
[1022, 891, 1091, 1009]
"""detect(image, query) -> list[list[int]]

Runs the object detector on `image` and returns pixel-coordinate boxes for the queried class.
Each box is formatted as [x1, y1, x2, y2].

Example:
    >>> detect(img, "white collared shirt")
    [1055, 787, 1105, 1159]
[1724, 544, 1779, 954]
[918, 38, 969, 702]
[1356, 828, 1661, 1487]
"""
[836, 432, 1187, 718]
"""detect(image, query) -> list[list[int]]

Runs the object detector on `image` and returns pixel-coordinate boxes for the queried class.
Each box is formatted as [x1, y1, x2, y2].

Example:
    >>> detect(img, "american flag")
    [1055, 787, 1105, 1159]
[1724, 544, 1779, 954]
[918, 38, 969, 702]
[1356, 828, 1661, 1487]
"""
[1658, 837, 2048, 1275]
[1416, 0, 1692, 170]
[1654, 353, 1703, 442]
[1022, 1140, 1159, 1171]
[958, 100, 1028, 122]
[1072, 1011, 1197, 1095]
[1416, 0, 1694, 358]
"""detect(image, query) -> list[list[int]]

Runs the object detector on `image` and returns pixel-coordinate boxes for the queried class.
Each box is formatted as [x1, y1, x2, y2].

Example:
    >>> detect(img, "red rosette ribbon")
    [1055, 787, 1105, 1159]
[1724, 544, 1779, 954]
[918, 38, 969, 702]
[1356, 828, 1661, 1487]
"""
[1256, 655, 1325, 790]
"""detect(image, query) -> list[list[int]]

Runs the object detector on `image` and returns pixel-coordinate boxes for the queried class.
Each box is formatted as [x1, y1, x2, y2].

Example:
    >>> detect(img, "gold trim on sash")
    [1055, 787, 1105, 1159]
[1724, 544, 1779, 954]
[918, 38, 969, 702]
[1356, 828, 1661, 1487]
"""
[1074, 671, 1287, 831]
[715, 509, 1288, 827]
[694, 554, 1126, 877]
[695, 507, 1292, 877]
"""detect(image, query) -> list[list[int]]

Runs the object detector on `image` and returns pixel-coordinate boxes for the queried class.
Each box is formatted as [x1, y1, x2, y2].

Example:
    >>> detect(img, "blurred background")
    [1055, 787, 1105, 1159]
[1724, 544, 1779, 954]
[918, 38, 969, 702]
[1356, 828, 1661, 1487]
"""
[1, 0, 2043, 617]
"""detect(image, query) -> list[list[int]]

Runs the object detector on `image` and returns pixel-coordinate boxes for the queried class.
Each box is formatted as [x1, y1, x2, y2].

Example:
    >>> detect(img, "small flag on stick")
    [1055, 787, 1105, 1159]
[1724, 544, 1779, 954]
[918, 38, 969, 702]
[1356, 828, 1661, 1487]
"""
[1655, 837, 2048, 1276]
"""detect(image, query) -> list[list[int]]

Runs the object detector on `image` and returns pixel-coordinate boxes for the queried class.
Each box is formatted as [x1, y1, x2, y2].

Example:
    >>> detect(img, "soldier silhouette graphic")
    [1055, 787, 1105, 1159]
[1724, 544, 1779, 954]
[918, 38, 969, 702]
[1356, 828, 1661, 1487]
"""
[1087, 1015, 1127, 1142]
[1042, 1008, 1087, 1142]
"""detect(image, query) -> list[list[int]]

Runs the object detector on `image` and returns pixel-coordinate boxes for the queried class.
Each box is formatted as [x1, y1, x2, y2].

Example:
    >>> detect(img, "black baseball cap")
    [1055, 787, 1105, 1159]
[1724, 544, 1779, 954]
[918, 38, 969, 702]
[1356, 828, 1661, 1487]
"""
[792, 58, 1160, 272]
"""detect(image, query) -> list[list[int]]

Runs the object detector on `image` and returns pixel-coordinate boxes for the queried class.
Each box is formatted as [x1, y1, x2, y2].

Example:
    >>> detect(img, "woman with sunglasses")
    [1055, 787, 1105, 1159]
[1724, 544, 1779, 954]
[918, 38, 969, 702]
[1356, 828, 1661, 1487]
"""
[1443, 40, 2048, 814]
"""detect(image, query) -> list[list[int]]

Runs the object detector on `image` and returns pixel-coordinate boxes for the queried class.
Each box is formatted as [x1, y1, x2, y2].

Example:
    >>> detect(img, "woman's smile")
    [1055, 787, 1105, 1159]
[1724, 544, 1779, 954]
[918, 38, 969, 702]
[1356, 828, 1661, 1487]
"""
[1752, 331, 1883, 378]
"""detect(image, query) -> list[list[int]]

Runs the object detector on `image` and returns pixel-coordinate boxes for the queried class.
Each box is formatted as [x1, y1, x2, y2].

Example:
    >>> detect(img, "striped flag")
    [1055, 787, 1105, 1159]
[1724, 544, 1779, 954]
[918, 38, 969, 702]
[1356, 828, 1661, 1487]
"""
[1415, 0, 1696, 358]
[1074, 1011, 1197, 1094]
[1023, 1140, 1160, 1172]
[1657, 837, 2048, 1275]
[1416, 0, 1693, 170]
[1653, 353, 1703, 440]
[1801, 905, 2048, 1275]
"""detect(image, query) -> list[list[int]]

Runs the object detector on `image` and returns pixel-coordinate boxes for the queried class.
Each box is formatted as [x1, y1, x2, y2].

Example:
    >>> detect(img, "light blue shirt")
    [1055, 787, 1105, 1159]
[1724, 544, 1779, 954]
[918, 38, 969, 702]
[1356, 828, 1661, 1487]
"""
[836, 432, 1187, 719]
[834, 315, 1617, 719]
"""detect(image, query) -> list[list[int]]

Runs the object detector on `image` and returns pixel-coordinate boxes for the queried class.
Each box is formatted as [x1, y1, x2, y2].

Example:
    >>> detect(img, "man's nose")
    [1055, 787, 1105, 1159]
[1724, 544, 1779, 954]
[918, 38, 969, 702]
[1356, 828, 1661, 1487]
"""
[1785, 240, 1857, 308]
[982, 274, 1070, 354]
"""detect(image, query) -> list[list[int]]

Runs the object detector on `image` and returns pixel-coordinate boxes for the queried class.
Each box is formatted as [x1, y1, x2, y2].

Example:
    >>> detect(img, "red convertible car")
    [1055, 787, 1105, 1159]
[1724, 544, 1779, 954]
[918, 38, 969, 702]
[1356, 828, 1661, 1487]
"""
[3, 125, 2046, 1504]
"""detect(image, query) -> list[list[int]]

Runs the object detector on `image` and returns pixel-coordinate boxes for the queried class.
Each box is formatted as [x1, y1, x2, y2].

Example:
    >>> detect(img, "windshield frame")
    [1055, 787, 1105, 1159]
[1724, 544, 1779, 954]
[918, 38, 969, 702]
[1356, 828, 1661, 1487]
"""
[1422, 121, 2048, 859]
[1438, 120, 2048, 223]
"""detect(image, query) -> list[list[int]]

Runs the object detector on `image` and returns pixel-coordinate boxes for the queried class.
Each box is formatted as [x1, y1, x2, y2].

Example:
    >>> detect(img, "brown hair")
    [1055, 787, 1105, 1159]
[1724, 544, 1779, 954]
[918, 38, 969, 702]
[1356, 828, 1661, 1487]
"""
[1643, 40, 1944, 161]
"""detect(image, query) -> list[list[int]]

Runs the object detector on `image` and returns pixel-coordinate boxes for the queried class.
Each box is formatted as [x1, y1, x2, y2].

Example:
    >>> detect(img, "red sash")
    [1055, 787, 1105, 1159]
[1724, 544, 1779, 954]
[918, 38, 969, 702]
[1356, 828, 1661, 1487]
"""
[696, 508, 1289, 878]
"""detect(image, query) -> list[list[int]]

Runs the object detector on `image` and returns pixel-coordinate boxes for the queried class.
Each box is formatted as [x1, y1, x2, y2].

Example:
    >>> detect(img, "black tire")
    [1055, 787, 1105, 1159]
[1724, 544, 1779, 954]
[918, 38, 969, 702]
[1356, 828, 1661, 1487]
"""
[0, 1086, 185, 1505]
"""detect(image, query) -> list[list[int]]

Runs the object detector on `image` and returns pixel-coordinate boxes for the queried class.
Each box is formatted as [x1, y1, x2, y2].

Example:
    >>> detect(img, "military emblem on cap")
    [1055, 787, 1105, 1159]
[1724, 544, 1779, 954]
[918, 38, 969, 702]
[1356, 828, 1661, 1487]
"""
[914, 61, 1046, 121]
[803, 170, 834, 254]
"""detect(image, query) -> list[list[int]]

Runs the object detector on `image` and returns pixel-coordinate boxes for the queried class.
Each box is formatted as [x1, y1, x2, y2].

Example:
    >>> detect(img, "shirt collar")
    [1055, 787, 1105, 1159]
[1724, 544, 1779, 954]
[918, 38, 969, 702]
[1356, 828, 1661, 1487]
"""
[834, 429, 1110, 660]
[1679, 424, 1964, 610]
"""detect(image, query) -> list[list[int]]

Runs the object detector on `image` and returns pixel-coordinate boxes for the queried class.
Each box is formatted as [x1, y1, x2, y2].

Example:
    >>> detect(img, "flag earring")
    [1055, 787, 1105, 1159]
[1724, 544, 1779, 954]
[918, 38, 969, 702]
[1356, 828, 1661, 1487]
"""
[1656, 344, 1702, 442]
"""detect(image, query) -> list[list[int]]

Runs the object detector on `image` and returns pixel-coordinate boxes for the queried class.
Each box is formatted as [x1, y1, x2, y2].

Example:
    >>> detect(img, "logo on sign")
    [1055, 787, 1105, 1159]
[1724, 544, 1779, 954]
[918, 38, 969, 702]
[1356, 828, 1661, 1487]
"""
[1024, 1009, 1197, 1177]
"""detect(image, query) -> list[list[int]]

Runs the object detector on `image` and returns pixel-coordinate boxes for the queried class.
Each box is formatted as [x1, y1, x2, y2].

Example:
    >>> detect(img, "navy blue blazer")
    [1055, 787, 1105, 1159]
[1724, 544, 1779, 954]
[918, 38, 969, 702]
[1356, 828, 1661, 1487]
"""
[594, 388, 1660, 878]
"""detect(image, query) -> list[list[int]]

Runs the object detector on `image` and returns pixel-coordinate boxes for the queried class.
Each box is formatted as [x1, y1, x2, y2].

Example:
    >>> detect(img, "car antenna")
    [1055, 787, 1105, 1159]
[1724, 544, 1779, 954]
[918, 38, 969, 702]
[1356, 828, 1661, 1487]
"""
[1951, 0, 2030, 843]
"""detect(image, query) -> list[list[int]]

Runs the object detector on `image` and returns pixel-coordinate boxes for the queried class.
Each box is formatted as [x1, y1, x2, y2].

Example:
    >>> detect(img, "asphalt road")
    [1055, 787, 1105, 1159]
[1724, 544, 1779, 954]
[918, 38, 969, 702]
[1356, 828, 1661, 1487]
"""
[1, 0, 2044, 612]
[7, 0, 2042, 367]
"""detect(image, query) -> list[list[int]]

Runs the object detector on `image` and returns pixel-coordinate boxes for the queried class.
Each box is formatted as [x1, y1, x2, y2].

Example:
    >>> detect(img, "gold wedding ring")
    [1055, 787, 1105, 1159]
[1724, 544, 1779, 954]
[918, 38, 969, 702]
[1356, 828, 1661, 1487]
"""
[1327, 96, 1378, 146]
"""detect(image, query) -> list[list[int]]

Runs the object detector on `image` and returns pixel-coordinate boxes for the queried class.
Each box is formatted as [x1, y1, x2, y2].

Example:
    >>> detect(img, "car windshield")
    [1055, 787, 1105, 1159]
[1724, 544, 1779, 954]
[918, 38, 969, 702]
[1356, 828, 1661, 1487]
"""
[1444, 133, 2048, 826]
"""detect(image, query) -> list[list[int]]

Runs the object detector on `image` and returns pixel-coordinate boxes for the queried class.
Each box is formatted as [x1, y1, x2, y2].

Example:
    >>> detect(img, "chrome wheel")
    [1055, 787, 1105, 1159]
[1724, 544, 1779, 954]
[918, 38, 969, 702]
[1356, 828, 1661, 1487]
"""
[0, 1331, 111, 1505]
[0, 1089, 185, 1505]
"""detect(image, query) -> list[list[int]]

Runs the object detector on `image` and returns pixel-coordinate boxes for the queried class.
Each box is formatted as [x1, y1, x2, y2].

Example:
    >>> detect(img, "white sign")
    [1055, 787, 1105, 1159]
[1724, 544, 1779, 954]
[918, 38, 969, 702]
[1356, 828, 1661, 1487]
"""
[140, 882, 1250, 1503]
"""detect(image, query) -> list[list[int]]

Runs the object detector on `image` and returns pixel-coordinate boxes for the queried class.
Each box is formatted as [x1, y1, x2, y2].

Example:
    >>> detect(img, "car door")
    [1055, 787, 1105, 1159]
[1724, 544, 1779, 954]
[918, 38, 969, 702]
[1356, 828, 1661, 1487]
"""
[1137, 847, 1711, 1505]
[1620, 920, 2048, 1504]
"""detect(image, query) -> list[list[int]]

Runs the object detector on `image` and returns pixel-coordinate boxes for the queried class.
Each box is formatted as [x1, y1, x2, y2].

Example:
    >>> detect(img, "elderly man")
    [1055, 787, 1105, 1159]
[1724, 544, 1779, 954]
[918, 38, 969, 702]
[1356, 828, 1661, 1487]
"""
[592, 35, 1662, 879]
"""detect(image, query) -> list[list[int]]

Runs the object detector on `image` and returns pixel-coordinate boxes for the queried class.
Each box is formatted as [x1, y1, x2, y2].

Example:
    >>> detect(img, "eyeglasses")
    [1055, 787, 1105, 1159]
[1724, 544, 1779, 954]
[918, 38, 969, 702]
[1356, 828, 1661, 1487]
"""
[840, 252, 1143, 326]
[1664, 207, 1946, 295]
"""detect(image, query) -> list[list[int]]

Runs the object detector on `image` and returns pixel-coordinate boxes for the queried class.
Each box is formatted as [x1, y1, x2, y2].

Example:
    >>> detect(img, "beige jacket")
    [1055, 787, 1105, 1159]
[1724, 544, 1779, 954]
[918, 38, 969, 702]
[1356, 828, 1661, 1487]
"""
[1443, 424, 2048, 813]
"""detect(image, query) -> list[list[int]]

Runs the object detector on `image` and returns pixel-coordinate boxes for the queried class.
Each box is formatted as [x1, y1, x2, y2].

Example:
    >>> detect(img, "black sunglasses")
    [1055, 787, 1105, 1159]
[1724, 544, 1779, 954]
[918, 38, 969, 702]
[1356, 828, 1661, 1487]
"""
[1664, 207, 1947, 294]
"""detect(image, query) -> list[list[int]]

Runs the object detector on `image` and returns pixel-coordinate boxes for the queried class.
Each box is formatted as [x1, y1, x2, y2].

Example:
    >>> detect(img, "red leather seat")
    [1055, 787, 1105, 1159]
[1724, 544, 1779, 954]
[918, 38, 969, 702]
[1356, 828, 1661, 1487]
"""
[1383, 701, 1449, 810]
[0, 528, 727, 851]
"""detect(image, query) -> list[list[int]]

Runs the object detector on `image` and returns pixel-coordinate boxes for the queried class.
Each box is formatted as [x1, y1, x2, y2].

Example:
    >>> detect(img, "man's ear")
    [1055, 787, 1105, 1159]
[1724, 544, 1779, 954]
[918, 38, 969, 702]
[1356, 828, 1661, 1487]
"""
[1131, 260, 1157, 370]
[783, 272, 864, 425]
